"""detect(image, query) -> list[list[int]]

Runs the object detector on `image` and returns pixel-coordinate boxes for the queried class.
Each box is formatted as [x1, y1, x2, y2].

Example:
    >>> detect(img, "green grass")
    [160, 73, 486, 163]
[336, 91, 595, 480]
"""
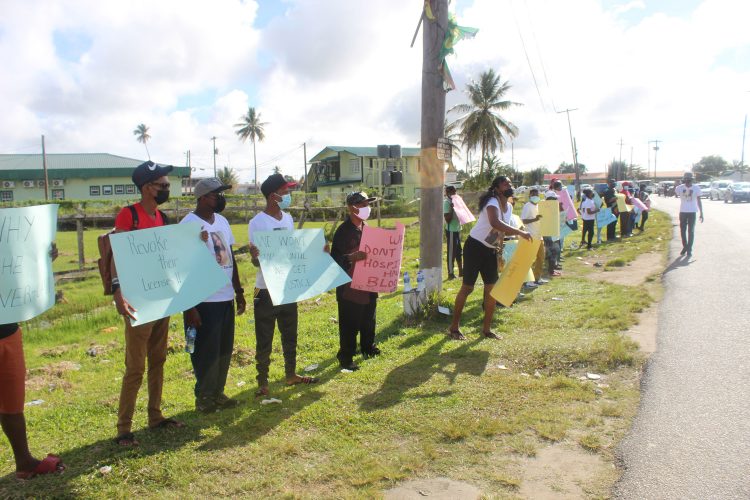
[1, 212, 671, 498]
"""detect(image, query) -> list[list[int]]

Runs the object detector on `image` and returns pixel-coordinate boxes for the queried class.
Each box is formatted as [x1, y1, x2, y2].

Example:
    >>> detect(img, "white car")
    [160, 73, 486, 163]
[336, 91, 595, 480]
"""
[709, 180, 731, 201]
[697, 182, 711, 198]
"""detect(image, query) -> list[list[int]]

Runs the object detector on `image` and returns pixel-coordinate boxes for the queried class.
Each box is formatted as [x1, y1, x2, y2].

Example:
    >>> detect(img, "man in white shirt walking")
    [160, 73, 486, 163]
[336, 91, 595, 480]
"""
[674, 172, 704, 257]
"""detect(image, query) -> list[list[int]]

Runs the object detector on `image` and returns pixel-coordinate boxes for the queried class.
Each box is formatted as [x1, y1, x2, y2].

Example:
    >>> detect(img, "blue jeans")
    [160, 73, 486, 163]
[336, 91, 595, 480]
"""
[679, 212, 697, 253]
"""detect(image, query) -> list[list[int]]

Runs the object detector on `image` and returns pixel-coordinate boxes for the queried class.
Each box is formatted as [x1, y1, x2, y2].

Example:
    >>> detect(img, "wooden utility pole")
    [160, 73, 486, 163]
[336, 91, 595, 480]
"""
[419, 0, 448, 293]
[41, 135, 49, 200]
[649, 139, 661, 178]
[557, 108, 580, 199]
[211, 136, 218, 177]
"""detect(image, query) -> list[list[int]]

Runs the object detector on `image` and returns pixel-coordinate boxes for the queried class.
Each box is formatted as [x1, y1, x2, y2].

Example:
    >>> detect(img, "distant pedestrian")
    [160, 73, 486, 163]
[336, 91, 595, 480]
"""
[638, 184, 651, 231]
[620, 185, 633, 238]
[248, 173, 318, 397]
[521, 188, 546, 285]
[448, 176, 531, 340]
[603, 179, 619, 241]
[579, 189, 599, 250]
[675, 172, 704, 257]
[181, 178, 245, 413]
[443, 185, 463, 280]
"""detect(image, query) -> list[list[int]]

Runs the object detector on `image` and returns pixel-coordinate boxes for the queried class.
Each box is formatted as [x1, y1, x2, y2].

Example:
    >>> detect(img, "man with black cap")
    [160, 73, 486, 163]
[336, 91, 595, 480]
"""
[247, 173, 317, 397]
[330, 191, 380, 371]
[180, 178, 246, 413]
[111, 160, 184, 446]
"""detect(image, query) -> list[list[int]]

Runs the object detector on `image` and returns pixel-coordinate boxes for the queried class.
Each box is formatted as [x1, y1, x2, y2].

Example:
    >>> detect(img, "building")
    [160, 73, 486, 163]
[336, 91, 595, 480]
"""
[0, 153, 190, 202]
[306, 146, 423, 203]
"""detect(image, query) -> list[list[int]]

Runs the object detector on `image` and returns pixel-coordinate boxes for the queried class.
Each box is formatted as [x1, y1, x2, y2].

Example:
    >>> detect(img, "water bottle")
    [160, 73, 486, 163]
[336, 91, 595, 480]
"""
[403, 271, 411, 292]
[185, 326, 197, 354]
[416, 270, 425, 292]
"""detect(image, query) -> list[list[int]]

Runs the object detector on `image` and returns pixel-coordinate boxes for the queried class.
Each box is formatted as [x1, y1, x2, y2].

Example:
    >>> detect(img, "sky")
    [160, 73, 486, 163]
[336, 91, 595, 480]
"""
[1, 0, 749, 183]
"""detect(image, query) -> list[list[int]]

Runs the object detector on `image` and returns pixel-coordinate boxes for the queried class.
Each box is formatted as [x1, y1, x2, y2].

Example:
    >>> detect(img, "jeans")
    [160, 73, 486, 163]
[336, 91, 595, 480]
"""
[679, 212, 697, 253]
[253, 289, 298, 386]
[187, 300, 234, 402]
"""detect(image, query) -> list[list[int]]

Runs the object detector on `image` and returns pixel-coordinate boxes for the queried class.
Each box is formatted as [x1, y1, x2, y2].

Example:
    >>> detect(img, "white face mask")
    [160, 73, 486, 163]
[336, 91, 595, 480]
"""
[355, 206, 371, 220]
[529, 196, 540, 204]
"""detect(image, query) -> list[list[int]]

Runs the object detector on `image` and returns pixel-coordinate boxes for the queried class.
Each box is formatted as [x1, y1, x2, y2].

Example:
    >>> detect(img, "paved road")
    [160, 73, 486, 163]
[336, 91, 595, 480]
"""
[614, 195, 750, 499]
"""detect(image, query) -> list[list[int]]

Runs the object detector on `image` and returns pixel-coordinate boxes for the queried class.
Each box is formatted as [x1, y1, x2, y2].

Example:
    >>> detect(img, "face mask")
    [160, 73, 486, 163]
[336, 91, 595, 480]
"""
[276, 193, 291, 209]
[529, 196, 540, 204]
[214, 196, 226, 213]
[155, 190, 170, 205]
[355, 206, 371, 220]
[502, 188, 514, 198]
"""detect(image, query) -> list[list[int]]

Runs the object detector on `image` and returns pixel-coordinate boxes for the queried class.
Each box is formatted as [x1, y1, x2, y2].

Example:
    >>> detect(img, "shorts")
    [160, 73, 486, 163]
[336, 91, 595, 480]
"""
[462, 236, 498, 287]
[0, 328, 25, 414]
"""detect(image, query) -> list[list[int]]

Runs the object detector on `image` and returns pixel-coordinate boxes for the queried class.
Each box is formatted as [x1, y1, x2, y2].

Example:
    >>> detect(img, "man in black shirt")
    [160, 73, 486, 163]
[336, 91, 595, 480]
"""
[603, 179, 619, 241]
[330, 192, 379, 371]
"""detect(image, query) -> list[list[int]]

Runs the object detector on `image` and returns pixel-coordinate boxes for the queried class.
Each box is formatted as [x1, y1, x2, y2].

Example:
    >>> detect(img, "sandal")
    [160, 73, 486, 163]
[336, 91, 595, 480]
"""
[286, 375, 318, 386]
[113, 432, 139, 447]
[16, 454, 65, 480]
[255, 386, 270, 397]
[448, 329, 466, 340]
[483, 331, 502, 340]
[150, 418, 185, 430]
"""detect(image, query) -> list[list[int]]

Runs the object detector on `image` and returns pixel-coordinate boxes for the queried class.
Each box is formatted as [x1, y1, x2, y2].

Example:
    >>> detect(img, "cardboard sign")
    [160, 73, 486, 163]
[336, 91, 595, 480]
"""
[256, 228, 351, 305]
[491, 238, 542, 307]
[0, 204, 58, 323]
[631, 197, 648, 211]
[110, 222, 230, 326]
[616, 193, 630, 212]
[558, 188, 578, 221]
[596, 207, 617, 228]
[450, 194, 476, 225]
[351, 223, 405, 293]
[538, 200, 561, 237]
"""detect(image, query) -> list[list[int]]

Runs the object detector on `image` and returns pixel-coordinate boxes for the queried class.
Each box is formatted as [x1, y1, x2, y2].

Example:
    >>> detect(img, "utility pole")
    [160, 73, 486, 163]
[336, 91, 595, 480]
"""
[557, 108, 580, 198]
[741, 114, 747, 169]
[302, 142, 307, 191]
[211, 136, 217, 177]
[649, 140, 661, 179]
[617, 137, 625, 165]
[41, 135, 49, 201]
[630, 146, 634, 178]
[420, 0, 448, 293]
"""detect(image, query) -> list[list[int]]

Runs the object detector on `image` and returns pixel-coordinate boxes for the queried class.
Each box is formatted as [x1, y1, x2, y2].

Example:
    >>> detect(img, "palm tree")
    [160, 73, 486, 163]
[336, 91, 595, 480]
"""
[133, 123, 151, 160]
[234, 107, 267, 188]
[218, 166, 239, 189]
[449, 69, 520, 175]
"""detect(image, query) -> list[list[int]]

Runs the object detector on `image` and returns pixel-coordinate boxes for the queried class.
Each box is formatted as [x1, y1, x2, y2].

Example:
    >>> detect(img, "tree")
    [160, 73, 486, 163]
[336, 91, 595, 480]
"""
[443, 119, 462, 165]
[234, 107, 267, 187]
[449, 69, 521, 175]
[272, 166, 281, 175]
[522, 166, 550, 186]
[555, 162, 587, 175]
[218, 166, 239, 189]
[692, 155, 729, 179]
[607, 160, 628, 181]
[133, 123, 151, 160]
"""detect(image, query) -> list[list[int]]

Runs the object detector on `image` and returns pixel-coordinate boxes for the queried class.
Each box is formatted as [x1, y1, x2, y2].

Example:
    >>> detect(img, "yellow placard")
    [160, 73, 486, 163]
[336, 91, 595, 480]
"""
[615, 193, 630, 212]
[490, 238, 542, 307]
[538, 200, 560, 237]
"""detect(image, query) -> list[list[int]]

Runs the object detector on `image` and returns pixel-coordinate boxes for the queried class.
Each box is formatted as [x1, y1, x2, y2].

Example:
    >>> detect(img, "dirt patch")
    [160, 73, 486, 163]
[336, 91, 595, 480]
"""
[26, 361, 80, 392]
[384, 478, 481, 499]
[38, 344, 79, 358]
[518, 444, 612, 499]
[232, 347, 256, 367]
[624, 305, 658, 355]
[589, 252, 663, 287]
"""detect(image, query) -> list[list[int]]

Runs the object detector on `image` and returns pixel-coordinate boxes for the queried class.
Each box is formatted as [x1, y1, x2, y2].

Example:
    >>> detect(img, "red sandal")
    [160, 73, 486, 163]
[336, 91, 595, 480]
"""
[16, 454, 65, 480]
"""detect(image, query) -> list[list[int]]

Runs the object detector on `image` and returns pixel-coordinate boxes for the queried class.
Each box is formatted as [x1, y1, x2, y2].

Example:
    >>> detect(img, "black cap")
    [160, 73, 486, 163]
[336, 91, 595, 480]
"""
[132, 161, 174, 188]
[260, 173, 297, 198]
[346, 191, 378, 205]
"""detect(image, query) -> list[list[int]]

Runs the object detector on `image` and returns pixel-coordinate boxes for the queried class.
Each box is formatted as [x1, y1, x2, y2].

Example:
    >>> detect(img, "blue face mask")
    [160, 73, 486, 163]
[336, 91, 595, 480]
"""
[277, 193, 291, 209]
[530, 196, 540, 204]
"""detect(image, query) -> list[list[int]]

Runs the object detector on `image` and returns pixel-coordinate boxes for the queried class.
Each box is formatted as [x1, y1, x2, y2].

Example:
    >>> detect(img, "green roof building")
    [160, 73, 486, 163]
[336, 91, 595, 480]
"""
[0, 153, 190, 202]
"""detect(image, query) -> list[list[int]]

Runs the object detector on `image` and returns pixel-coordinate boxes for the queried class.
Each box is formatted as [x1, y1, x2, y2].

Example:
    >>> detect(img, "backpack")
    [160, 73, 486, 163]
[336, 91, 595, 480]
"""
[97, 205, 169, 295]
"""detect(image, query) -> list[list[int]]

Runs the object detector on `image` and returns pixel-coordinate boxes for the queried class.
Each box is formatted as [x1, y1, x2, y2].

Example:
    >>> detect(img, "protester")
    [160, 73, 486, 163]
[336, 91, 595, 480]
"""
[443, 185, 463, 280]
[181, 178, 245, 413]
[638, 184, 651, 231]
[619, 184, 633, 238]
[248, 173, 318, 397]
[1, 244, 65, 480]
[675, 172, 704, 257]
[112, 161, 185, 446]
[448, 176, 531, 340]
[521, 188, 547, 286]
[603, 179, 619, 241]
[330, 191, 380, 371]
[579, 189, 599, 250]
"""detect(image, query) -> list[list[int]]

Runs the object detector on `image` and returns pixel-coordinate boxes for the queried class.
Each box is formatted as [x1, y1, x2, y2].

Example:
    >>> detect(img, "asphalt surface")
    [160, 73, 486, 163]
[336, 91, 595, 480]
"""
[614, 195, 750, 499]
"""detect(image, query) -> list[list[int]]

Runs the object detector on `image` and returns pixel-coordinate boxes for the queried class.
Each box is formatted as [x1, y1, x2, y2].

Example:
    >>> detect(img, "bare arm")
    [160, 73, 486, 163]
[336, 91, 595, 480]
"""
[486, 205, 532, 241]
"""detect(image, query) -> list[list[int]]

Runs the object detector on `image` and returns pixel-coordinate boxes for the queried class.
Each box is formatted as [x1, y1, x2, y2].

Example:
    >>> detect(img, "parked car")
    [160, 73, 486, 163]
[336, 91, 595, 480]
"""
[658, 181, 675, 197]
[709, 180, 732, 201]
[724, 182, 750, 203]
[697, 182, 711, 198]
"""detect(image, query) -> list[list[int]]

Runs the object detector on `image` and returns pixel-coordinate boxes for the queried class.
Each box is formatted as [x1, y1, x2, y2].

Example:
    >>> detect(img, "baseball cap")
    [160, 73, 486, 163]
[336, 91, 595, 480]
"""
[260, 173, 297, 198]
[132, 161, 174, 188]
[346, 191, 378, 205]
[194, 177, 231, 198]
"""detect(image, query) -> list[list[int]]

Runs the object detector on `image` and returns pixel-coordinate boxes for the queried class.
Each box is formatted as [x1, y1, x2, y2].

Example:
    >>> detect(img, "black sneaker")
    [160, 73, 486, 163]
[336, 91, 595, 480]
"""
[196, 397, 218, 414]
[363, 346, 381, 359]
[340, 363, 360, 371]
[214, 394, 240, 410]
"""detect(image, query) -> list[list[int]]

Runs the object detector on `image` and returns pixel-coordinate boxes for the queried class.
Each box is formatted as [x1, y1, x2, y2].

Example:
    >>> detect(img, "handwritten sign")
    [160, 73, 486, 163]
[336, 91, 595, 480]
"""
[110, 222, 229, 326]
[566, 184, 576, 198]
[631, 197, 648, 211]
[491, 238, 541, 307]
[558, 188, 578, 221]
[351, 223, 405, 292]
[616, 193, 630, 212]
[596, 207, 617, 228]
[256, 228, 351, 305]
[538, 200, 560, 237]
[0, 205, 58, 324]
[450, 194, 476, 225]
[560, 219, 577, 240]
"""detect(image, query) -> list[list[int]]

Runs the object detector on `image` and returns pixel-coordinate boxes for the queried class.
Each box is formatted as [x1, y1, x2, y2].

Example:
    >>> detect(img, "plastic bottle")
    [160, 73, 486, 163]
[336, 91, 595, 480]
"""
[403, 271, 411, 292]
[416, 270, 425, 292]
[185, 326, 197, 354]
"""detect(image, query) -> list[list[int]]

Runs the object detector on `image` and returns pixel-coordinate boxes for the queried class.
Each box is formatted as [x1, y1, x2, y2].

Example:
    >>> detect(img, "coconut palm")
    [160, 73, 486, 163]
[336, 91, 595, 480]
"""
[218, 166, 239, 190]
[449, 69, 520, 175]
[234, 107, 267, 188]
[133, 123, 151, 160]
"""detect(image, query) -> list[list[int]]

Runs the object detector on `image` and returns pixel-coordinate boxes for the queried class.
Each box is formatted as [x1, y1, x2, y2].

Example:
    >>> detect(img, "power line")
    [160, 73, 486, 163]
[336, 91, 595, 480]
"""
[523, 0, 557, 112]
[511, 0, 546, 112]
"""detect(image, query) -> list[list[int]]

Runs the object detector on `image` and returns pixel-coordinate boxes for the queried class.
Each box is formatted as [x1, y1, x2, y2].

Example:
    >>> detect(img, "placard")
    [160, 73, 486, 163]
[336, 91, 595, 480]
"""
[490, 238, 542, 307]
[558, 187, 578, 221]
[616, 193, 630, 212]
[351, 223, 405, 292]
[450, 194, 476, 225]
[538, 200, 560, 237]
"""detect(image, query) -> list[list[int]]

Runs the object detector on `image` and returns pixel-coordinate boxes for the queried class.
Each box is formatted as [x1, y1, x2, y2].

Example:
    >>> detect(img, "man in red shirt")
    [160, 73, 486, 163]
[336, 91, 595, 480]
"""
[111, 161, 184, 446]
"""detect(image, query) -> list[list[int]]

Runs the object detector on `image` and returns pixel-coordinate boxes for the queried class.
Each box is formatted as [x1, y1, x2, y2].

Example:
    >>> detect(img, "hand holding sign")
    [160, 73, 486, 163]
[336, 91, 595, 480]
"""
[351, 223, 405, 293]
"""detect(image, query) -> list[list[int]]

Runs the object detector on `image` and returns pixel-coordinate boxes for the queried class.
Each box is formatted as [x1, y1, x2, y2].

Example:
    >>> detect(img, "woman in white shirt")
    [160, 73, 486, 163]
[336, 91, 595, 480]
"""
[448, 176, 531, 340]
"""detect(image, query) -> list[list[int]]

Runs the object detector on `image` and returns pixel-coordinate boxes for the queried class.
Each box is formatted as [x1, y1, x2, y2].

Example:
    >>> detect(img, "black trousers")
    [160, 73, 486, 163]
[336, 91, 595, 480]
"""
[581, 219, 595, 248]
[639, 210, 649, 230]
[188, 300, 235, 401]
[620, 211, 631, 236]
[337, 298, 377, 365]
[606, 216, 618, 240]
[445, 230, 462, 276]
[679, 212, 697, 253]
[253, 289, 298, 386]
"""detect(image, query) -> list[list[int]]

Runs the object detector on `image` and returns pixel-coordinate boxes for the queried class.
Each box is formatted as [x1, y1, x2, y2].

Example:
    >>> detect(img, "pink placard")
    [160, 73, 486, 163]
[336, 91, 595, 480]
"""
[450, 195, 476, 225]
[351, 222, 405, 293]
[631, 197, 648, 211]
[557, 188, 578, 221]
